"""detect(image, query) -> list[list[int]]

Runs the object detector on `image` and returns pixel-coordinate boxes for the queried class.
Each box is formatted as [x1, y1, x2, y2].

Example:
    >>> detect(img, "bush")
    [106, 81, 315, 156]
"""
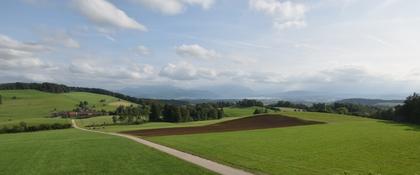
[0, 122, 72, 134]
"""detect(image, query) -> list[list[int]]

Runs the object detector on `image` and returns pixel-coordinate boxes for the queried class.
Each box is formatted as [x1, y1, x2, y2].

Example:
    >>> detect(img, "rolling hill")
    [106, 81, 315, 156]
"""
[0, 89, 134, 127]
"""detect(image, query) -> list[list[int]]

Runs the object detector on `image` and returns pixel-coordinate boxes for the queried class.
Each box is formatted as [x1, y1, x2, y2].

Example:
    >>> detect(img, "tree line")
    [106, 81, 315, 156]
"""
[112, 105, 150, 124]
[270, 93, 420, 124]
[235, 99, 264, 107]
[0, 122, 71, 134]
[111, 103, 224, 125]
[0, 82, 188, 106]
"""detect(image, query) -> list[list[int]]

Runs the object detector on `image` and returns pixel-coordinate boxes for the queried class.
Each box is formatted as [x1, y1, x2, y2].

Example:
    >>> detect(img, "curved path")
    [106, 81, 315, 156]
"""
[71, 120, 254, 175]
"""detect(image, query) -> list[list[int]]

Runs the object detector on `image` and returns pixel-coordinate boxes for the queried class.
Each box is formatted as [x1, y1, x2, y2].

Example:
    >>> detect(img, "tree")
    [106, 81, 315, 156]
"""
[336, 107, 349, 115]
[395, 93, 420, 123]
[149, 103, 161, 122]
[217, 108, 224, 119]
[112, 115, 118, 124]
[253, 108, 263, 114]
[180, 106, 191, 122]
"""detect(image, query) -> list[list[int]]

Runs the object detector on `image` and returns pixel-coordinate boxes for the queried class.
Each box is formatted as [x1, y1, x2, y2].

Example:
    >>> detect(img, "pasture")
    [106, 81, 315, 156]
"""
[74, 106, 268, 132]
[223, 106, 263, 117]
[76, 115, 247, 132]
[0, 90, 134, 126]
[0, 129, 214, 175]
[148, 112, 420, 175]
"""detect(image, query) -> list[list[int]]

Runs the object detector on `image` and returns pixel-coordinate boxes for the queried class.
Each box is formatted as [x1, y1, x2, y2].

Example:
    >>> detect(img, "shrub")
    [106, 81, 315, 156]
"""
[0, 122, 72, 134]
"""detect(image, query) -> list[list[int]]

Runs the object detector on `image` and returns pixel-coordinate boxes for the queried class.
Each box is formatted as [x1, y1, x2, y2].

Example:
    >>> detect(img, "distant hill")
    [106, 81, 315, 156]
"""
[119, 84, 257, 99]
[0, 82, 188, 105]
[336, 98, 403, 106]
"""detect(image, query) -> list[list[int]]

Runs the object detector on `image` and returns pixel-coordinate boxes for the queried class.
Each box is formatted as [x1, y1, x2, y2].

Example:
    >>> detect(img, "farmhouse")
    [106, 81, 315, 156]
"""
[52, 110, 104, 118]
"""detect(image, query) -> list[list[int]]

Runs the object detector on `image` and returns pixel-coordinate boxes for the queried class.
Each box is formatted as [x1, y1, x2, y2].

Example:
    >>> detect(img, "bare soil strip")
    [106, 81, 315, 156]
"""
[121, 114, 324, 137]
[71, 120, 255, 175]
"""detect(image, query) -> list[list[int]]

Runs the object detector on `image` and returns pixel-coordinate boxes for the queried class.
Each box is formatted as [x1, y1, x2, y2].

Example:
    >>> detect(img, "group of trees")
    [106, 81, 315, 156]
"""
[270, 100, 307, 109]
[157, 103, 224, 123]
[394, 93, 420, 124]
[236, 99, 264, 107]
[307, 103, 382, 117]
[253, 108, 268, 114]
[77, 101, 89, 111]
[270, 100, 383, 117]
[0, 82, 70, 93]
[112, 102, 225, 125]
[270, 93, 420, 124]
[112, 105, 150, 124]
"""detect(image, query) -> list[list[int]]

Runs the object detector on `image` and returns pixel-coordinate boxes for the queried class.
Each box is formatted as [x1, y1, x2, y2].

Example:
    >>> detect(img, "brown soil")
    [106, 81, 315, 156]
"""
[121, 115, 324, 137]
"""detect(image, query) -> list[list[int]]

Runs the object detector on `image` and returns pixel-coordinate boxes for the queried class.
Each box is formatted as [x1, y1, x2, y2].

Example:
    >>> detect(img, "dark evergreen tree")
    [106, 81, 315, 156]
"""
[149, 103, 161, 122]
[395, 93, 420, 123]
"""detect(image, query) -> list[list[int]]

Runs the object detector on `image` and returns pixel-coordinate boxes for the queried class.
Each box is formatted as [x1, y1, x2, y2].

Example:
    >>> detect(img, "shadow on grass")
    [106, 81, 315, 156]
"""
[376, 120, 420, 132]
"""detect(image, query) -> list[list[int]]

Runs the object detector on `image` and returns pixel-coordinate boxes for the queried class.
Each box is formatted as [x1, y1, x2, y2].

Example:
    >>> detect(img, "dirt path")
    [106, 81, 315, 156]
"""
[71, 120, 254, 175]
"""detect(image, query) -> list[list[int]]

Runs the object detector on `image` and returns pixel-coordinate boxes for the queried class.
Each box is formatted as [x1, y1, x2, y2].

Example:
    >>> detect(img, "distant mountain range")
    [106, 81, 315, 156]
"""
[118, 85, 407, 103]
[119, 84, 256, 99]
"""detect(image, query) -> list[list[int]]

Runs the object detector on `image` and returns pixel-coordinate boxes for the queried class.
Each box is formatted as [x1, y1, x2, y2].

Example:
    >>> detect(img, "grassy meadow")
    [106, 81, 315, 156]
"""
[0, 129, 214, 175]
[0, 90, 134, 126]
[3, 90, 420, 175]
[75, 106, 268, 132]
[76, 115, 247, 132]
[223, 106, 264, 117]
[149, 112, 420, 175]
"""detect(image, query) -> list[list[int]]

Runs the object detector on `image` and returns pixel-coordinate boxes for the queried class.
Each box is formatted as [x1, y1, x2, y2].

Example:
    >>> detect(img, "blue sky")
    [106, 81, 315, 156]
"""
[1, 0, 420, 96]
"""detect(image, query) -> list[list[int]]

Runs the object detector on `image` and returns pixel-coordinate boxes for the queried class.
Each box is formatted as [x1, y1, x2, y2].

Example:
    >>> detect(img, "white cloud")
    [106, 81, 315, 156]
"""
[42, 31, 80, 48]
[159, 62, 217, 80]
[69, 61, 155, 80]
[176, 44, 219, 60]
[130, 0, 214, 15]
[0, 34, 49, 52]
[229, 54, 258, 65]
[0, 34, 52, 70]
[134, 45, 150, 55]
[182, 0, 214, 9]
[249, 0, 308, 29]
[73, 0, 147, 31]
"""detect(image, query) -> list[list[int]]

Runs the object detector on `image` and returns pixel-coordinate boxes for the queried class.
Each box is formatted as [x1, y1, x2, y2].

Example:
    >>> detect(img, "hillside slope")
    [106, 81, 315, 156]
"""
[0, 90, 134, 126]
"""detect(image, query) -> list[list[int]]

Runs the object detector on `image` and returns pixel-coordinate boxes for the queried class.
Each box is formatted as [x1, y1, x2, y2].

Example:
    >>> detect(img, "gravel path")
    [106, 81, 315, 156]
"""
[71, 120, 254, 175]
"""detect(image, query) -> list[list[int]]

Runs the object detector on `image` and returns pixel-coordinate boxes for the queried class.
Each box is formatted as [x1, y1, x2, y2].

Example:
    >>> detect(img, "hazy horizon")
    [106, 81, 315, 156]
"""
[1, 0, 420, 97]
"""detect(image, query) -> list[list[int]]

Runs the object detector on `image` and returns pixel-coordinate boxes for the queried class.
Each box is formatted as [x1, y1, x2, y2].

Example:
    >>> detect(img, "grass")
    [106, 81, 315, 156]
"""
[278, 107, 299, 112]
[148, 111, 420, 175]
[0, 129, 214, 175]
[74, 106, 267, 132]
[76, 116, 247, 132]
[223, 106, 270, 117]
[0, 90, 134, 126]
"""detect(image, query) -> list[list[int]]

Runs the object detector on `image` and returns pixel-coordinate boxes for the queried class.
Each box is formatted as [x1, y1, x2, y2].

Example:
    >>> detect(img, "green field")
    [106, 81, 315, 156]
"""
[0, 129, 214, 175]
[74, 106, 261, 132]
[149, 112, 420, 175]
[3, 90, 420, 174]
[223, 106, 273, 117]
[76, 115, 247, 132]
[0, 90, 134, 126]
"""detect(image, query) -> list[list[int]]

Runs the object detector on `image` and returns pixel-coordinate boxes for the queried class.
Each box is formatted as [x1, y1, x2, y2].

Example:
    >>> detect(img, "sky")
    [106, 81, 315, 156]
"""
[1, 0, 420, 96]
